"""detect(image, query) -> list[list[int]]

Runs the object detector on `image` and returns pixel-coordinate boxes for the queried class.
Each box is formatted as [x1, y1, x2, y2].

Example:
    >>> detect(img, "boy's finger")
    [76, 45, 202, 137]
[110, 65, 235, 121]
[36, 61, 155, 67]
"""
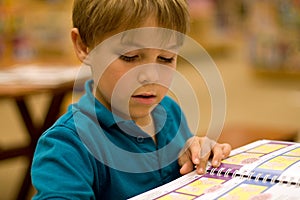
[211, 143, 232, 167]
[211, 144, 223, 167]
[221, 143, 232, 158]
[188, 137, 202, 165]
[179, 160, 194, 175]
[195, 153, 210, 174]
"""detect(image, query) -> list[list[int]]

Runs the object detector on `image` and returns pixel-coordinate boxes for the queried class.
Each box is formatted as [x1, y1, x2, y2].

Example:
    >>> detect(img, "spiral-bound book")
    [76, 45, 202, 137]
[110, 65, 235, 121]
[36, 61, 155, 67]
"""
[129, 139, 300, 200]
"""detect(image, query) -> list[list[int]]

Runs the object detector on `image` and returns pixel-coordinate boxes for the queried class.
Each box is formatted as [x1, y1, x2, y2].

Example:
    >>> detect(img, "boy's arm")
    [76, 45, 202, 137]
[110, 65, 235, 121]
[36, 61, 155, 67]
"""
[178, 136, 231, 175]
[31, 127, 98, 199]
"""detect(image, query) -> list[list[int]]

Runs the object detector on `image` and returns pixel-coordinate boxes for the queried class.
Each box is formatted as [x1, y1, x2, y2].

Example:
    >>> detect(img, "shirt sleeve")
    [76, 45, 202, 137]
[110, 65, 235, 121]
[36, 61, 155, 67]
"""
[31, 125, 98, 199]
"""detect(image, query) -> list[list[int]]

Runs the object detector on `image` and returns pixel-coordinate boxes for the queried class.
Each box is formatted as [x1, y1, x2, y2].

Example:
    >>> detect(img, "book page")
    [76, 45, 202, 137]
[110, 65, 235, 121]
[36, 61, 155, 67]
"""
[130, 170, 300, 200]
[129, 140, 300, 200]
[230, 140, 300, 183]
[199, 178, 300, 200]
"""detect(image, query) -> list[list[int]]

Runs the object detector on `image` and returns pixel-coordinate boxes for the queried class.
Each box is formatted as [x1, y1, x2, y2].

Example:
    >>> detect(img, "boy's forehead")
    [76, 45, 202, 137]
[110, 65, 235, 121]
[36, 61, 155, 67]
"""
[118, 28, 184, 52]
[89, 27, 185, 60]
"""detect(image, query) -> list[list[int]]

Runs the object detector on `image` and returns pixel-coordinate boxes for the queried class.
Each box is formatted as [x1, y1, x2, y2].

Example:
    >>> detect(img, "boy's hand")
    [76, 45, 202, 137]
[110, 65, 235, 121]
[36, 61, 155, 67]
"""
[178, 136, 231, 175]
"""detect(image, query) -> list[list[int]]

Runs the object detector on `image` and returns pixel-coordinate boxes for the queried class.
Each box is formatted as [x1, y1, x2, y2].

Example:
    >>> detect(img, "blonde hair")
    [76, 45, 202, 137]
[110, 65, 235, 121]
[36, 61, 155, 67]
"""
[72, 0, 190, 47]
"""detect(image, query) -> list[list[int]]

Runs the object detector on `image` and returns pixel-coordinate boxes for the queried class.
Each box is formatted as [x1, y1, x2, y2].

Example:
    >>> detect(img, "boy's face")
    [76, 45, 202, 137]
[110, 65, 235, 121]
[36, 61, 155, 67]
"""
[89, 17, 181, 125]
[96, 47, 177, 121]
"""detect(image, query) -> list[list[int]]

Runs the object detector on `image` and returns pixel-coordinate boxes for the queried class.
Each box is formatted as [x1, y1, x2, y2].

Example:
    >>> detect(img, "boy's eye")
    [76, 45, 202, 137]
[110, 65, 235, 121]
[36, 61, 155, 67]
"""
[119, 55, 138, 62]
[158, 56, 174, 63]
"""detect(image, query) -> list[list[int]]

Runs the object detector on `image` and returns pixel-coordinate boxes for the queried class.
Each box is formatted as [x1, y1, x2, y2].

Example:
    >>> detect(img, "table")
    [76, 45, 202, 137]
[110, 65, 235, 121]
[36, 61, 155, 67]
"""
[0, 65, 90, 200]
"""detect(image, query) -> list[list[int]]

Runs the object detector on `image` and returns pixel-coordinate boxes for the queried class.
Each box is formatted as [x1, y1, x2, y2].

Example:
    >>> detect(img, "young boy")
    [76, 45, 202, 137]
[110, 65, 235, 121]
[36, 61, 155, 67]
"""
[31, 0, 231, 199]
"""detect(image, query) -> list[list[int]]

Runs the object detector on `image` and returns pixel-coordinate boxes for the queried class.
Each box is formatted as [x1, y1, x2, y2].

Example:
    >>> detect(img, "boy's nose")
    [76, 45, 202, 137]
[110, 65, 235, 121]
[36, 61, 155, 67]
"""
[137, 64, 159, 84]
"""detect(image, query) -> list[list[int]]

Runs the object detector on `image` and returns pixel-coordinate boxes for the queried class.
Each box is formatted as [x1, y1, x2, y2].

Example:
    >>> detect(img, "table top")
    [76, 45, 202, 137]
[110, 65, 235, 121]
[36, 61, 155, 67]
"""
[0, 65, 91, 98]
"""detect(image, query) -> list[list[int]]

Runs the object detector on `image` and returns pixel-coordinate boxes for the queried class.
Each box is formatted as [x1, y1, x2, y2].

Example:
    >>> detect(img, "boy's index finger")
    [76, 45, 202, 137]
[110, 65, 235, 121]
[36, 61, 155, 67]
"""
[199, 137, 215, 158]
[211, 143, 232, 167]
[190, 137, 211, 164]
[188, 137, 201, 165]
[219, 143, 232, 159]
[211, 145, 223, 167]
[195, 140, 212, 175]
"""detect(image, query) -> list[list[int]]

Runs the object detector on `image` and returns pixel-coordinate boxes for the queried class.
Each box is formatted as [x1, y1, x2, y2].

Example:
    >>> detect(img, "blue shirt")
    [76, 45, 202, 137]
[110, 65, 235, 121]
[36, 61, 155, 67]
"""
[31, 80, 193, 199]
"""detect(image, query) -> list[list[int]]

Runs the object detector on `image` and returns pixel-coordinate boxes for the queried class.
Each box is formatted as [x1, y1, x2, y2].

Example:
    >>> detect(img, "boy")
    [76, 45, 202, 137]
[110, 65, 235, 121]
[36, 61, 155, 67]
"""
[31, 0, 231, 199]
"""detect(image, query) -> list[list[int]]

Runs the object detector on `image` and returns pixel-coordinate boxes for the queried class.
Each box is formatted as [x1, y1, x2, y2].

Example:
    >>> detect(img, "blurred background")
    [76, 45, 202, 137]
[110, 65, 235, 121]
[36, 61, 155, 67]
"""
[0, 0, 299, 199]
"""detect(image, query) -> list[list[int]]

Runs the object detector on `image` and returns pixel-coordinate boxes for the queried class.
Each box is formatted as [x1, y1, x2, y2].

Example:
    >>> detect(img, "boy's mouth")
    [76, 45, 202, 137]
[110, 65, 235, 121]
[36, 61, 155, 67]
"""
[131, 93, 157, 105]
[132, 94, 156, 98]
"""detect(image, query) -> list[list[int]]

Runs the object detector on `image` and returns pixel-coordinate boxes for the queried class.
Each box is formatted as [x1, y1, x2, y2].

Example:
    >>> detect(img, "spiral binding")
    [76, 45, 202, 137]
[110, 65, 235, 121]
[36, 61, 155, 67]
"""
[239, 170, 249, 179]
[262, 174, 270, 183]
[209, 167, 217, 176]
[247, 172, 255, 181]
[224, 168, 232, 177]
[279, 176, 285, 185]
[217, 168, 225, 176]
[270, 175, 278, 184]
[208, 167, 300, 187]
[254, 173, 262, 182]
[296, 177, 300, 187]
[232, 169, 239, 178]
[288, 177, 294, 186]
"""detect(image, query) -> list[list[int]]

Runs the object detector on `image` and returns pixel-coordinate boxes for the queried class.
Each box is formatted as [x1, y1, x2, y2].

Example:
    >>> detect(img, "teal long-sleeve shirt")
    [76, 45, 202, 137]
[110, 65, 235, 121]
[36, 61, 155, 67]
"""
[31, 80, 193, 199]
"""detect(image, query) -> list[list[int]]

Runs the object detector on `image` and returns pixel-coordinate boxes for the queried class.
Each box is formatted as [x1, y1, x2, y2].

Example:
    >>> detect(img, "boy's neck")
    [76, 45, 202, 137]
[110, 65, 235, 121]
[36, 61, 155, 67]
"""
[137, 115, 157, 144]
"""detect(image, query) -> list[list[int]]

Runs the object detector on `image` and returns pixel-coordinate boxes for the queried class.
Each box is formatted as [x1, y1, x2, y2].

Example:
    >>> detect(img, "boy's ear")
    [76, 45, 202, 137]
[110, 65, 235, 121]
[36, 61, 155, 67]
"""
[71, 28, 89, 62]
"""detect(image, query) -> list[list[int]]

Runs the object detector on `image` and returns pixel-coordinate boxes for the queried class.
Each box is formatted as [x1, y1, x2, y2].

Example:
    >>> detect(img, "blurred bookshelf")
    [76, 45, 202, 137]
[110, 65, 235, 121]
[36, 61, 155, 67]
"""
[0, 0, 299, 77]
[0, 0, 77, 67]
[245, 0, 300, 78]
[188, 0, 300, 79]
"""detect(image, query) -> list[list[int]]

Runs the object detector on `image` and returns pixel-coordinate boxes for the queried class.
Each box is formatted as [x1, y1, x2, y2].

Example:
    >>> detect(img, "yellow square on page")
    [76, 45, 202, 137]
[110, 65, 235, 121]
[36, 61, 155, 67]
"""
[259, 156, 300, 170]
[175, 177, 225, 196]
[156, 193, 195, 200]
[247, 144, 287, 154]
[218, 184, 267, 200]
[222, 153, 263, 165]
[284, 148, 300, 157]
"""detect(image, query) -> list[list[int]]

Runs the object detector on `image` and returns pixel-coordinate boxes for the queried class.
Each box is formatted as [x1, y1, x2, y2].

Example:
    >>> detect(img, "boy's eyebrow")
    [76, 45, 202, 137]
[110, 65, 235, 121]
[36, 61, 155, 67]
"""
[119, 41, 181, 52]
[117, 28, 185, 53]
